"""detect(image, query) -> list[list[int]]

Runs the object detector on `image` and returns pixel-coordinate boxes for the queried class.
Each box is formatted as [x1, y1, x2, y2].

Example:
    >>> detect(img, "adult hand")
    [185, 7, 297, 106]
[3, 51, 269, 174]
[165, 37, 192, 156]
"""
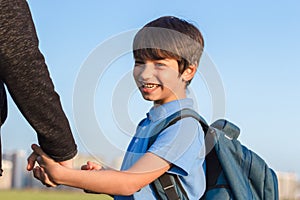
[27, 144, 63, 187]
[32, 165, 58, 187]
[27, 146, 74, 171]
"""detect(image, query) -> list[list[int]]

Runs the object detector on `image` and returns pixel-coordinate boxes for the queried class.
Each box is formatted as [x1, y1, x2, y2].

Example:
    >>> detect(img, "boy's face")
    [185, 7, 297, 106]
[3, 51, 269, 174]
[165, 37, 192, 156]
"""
[133, 58, 193, 105]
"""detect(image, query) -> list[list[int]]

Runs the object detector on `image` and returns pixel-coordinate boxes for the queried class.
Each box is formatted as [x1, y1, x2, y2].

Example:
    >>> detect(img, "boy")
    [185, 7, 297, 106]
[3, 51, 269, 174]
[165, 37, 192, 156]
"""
[30, 16, 206, 199]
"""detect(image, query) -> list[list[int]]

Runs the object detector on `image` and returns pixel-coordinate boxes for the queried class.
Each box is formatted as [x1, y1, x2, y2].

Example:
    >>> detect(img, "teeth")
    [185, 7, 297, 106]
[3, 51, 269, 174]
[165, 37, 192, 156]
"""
[143, 83, 158, 89]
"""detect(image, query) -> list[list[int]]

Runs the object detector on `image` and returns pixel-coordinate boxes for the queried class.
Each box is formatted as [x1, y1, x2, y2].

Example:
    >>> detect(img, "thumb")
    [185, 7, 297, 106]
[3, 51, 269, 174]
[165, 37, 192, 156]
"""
[87, 161, 102, 170]
[27, 152, 38, 171]
[31, 144, 48, 158]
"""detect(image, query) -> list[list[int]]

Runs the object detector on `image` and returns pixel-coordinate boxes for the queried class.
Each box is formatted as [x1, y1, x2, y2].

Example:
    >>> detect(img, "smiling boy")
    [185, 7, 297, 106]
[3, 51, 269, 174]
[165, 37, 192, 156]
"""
[134, 58, 188, 104]
[30, 16, 206, 199]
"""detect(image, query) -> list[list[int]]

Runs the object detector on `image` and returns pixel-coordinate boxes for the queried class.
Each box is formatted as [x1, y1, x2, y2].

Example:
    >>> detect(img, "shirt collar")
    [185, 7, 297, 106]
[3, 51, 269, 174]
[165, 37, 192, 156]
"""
[147, 98, 194, 122]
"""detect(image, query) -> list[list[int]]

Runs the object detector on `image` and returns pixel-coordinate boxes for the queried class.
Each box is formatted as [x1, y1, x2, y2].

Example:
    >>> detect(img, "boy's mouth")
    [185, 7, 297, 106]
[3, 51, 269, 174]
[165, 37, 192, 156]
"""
[143, 83, 159, 89]
[140, 82, 161, 93]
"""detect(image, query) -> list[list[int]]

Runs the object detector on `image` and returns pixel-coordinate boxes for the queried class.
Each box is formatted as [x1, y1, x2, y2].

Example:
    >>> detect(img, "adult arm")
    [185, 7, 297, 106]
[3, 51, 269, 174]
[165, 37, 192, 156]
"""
[0, 0, 77, 161]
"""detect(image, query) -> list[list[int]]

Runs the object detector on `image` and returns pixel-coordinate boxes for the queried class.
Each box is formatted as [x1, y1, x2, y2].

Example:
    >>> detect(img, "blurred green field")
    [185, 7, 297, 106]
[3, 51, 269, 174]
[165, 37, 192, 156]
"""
[0, 189, 113, 200]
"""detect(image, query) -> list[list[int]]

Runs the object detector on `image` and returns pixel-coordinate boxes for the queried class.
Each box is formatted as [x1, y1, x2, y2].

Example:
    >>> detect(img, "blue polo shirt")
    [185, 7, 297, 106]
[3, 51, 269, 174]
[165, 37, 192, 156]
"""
[115, 98, 206, 199]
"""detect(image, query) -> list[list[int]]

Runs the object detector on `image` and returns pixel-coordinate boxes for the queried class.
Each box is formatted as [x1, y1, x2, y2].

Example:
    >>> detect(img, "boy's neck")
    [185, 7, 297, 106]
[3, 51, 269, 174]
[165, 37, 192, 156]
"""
[153, 97, 187, 107]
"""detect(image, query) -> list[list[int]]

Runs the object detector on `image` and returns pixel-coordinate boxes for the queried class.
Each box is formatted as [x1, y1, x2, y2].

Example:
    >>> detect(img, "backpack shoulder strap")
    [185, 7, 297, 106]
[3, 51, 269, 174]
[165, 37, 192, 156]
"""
[148, 108, 208, 149]
[148, 108, 208, 200]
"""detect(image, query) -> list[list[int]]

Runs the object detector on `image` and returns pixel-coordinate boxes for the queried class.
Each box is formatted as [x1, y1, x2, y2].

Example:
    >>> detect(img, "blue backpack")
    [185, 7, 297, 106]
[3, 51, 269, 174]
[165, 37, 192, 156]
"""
[148, 108, 279, 200]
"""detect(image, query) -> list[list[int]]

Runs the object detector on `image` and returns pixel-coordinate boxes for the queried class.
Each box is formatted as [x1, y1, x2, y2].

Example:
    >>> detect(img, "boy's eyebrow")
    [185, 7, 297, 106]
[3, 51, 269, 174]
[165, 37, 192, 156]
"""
[134, 60, 145, 64]
[154, 58, 170, 62]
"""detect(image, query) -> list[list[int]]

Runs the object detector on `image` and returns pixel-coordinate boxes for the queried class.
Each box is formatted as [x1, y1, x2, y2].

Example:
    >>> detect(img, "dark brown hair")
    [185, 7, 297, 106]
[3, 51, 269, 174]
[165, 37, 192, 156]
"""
[133, 16, 204, 83]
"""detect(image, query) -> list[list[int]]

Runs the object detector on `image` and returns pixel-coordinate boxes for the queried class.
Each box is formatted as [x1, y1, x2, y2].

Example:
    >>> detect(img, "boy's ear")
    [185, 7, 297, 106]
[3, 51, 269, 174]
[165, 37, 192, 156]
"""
[182, 65, 197, 82]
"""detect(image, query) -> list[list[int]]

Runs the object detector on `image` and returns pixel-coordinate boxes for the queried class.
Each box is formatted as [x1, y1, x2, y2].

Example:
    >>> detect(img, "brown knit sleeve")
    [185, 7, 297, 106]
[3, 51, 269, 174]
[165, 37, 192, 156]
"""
[0, 0, 77, 161]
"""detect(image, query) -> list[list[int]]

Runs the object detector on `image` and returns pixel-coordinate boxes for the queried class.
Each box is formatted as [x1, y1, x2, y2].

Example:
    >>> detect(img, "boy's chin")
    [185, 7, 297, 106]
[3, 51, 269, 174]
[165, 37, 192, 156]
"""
[142, 96, 153, 101]
[141, 95, 157, 103]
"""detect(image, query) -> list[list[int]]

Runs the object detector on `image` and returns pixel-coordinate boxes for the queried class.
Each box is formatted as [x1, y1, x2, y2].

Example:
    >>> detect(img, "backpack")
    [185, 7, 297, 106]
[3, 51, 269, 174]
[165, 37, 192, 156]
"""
[148, 108, 279, 200]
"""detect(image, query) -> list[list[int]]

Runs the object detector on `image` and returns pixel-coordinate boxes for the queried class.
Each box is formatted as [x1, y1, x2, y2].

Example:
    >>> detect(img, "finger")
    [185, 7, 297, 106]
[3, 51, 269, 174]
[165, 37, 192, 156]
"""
[81, 164, 90, 170]
[31, 144, 48, 158]
[81, 161, 94, 170]
[87, 161, 102, 170]
[36, 156, 44, 167]
[33, 166, 42, 180]
[33, 167, 57, 187]
[27, 152, 38, 171]
[39, 167, 57, 187]
[31, 144, 54, 165]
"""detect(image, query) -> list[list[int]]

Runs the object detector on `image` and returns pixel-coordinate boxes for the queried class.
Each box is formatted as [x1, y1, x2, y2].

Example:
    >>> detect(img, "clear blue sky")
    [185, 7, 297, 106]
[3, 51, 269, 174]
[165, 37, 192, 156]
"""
[2, 0, 300, 174]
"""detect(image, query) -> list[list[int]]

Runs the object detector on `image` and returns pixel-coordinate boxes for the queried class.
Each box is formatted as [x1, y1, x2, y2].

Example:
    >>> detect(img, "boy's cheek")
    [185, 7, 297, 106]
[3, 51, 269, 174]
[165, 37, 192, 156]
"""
[133, 69, 141, 80]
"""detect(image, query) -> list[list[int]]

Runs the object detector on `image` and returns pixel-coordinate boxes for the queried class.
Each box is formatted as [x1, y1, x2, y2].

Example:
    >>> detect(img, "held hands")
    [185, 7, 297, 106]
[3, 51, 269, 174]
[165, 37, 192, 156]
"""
[27, 144, 104, 190]
[27, 144, 65, 187]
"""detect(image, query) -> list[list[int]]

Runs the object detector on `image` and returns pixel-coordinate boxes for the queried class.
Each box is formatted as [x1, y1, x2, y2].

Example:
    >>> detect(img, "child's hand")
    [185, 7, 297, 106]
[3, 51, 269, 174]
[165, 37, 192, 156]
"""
[81, 161, 103, 171]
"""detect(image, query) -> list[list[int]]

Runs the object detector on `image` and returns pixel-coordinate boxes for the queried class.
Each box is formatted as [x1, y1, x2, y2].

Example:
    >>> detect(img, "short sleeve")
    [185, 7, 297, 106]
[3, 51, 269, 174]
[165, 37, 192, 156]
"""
[148, 117, 205, 176]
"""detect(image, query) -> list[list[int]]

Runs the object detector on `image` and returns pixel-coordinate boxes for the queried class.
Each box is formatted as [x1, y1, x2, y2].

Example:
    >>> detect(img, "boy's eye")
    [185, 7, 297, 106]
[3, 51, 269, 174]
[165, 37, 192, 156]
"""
[154, 62, 166, 67]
